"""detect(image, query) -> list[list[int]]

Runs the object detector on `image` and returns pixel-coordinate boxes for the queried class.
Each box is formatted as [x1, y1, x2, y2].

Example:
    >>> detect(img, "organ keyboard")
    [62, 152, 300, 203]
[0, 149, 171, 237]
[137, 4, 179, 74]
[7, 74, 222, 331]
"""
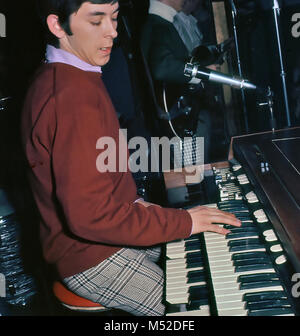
[164, 127, 300, 316]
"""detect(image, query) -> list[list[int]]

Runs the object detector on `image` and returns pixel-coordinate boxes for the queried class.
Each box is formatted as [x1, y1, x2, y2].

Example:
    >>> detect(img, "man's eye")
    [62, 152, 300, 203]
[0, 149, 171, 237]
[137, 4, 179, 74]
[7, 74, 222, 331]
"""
[90, 21, 101, 26]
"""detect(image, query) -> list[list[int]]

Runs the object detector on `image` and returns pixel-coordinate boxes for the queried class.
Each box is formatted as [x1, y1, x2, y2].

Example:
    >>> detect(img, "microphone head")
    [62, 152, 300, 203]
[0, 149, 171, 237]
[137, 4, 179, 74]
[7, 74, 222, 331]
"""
[184, 63, 197, 78]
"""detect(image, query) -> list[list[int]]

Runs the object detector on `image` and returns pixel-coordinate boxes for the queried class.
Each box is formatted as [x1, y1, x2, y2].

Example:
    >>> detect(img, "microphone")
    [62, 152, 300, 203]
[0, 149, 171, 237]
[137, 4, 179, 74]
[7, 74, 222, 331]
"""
[184, 62, 257, 91]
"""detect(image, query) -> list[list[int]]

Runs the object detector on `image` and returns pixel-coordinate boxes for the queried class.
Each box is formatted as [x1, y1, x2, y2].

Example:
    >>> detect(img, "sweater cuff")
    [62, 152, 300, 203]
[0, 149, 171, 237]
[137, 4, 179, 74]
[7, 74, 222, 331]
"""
[177, 208, 193, 239]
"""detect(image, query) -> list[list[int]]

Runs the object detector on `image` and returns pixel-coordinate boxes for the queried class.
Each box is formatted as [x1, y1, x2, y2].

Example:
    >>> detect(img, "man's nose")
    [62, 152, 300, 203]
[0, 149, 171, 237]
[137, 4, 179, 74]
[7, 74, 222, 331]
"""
[105, 20, 118, 39]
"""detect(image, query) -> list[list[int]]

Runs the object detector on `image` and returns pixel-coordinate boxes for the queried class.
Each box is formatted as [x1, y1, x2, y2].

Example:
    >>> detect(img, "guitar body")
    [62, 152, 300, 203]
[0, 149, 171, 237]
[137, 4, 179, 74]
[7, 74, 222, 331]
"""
[154, 81, 204, 139]
[153, 80, 229, 163]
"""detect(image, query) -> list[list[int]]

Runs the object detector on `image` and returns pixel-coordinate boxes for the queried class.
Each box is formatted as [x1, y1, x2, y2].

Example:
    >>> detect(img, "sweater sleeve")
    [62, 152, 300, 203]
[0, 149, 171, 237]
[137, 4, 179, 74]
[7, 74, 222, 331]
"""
[52, 78, 192, 247]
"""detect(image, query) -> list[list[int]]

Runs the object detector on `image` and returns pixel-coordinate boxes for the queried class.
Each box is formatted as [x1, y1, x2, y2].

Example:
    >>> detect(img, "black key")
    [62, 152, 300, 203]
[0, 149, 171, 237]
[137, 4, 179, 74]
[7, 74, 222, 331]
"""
[226, 213, 251, 220]
[187, 276, 206, 284]
[187, 270, 206, 284]
[227, 227, 258, 234]
[240, 221, 256, 227]
[234, 257, 271, 267]
[228, 238, 264, 252]
[227, 210, 250, 215]
[218, 200, 246, 207]
[234, 215, 253, 221]
[235, 262, 273, 273]
[185, 254, 204, 263]
[246, 299, 291, 310]
[185, 239, 201, 246]
[188, 285, 208, 297]
[226, 231, 258, 239]
[243, 291, 287, 302]
[184, 235, 200, 242]
[187, 299, 209, 310]
[185, 251, 203, 260]
[238, 273, 279, 283]
[240, 280, 281, 290]
[186, 259, 205, 269]
[234, 254, 273, 272]
[224, 222, 254, 230]
[183, 242, 202, 251]
[232, 251, 268, 261]
[248, 307, 294, 316]
[230, 244, 266, 252]
[219, 207, 249, 213]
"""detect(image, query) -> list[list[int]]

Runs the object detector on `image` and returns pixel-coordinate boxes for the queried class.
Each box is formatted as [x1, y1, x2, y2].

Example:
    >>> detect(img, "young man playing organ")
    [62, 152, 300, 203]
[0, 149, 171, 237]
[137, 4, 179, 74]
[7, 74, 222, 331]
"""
[21, 0, 240, 316]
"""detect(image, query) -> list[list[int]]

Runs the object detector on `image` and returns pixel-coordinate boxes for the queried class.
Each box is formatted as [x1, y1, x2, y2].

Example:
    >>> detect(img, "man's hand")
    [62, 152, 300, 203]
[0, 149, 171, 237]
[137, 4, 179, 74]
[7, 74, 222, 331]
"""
[187, 205, 241, 235]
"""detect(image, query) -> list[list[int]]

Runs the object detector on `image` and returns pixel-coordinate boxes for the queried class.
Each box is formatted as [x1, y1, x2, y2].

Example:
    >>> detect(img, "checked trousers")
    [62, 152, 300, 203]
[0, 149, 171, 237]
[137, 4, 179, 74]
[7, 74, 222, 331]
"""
[63, 246, 165, 316]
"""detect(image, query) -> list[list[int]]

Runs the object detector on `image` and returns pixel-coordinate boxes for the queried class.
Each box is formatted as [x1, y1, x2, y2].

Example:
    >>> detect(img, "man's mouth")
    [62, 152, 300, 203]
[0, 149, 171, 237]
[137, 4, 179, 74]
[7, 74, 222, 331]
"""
[99, 47, 112, 52]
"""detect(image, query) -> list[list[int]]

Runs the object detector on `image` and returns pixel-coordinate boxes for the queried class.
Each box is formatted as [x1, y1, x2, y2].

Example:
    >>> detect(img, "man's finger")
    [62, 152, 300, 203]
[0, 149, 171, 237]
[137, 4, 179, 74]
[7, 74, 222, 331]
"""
[205, 224, 230, 235]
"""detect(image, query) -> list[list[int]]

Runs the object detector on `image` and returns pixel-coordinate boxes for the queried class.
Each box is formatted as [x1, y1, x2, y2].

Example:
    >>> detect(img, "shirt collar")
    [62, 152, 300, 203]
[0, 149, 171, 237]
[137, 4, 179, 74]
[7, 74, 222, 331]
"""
[45, 45, 102, 73]
[149, 0, 178, 23]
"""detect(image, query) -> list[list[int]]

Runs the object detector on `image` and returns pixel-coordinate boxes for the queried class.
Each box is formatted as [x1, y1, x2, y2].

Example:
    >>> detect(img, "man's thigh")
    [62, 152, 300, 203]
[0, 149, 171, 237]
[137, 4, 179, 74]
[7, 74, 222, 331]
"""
[63, 247, 165, 316]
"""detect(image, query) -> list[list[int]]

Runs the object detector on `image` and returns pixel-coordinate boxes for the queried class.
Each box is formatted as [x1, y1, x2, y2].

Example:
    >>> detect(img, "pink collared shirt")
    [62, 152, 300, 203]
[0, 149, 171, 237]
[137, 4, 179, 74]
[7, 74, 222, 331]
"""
[45, 45, 102, 74]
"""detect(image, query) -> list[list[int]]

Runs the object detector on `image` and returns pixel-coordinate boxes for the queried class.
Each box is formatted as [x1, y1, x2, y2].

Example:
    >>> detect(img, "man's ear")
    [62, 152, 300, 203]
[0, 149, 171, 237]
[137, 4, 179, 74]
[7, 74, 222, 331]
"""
[46, 14, 66, 39]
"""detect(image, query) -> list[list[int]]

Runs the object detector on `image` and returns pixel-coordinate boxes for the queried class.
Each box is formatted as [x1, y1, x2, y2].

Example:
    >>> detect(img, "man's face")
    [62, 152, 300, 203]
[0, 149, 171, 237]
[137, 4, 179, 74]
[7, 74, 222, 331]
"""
[167, 0, 185, 12]
[182, 0, 200, 14]
[60, 2, 119, 66]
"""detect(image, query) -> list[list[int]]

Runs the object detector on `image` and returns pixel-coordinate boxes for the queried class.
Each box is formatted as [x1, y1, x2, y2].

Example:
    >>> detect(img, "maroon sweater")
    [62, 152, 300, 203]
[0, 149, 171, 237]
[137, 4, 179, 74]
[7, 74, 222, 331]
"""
[21, 63, 192, 279]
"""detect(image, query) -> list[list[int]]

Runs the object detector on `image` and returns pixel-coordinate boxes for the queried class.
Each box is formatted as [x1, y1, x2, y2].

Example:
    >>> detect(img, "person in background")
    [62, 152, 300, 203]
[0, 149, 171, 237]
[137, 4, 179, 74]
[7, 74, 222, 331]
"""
[141, 0, 231, 163]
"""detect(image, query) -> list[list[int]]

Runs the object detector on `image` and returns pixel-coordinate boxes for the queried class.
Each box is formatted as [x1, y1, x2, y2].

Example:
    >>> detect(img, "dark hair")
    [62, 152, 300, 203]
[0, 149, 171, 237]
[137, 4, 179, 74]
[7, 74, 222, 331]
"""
[36, 0, 119, 47]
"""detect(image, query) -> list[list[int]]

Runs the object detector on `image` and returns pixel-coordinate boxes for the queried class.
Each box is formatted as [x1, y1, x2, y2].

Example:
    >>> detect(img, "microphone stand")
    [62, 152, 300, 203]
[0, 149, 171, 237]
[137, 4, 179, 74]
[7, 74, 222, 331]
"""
[272, 0, 291, 127]
[229, 0, 249, 133]
[258, 87, 276, 133]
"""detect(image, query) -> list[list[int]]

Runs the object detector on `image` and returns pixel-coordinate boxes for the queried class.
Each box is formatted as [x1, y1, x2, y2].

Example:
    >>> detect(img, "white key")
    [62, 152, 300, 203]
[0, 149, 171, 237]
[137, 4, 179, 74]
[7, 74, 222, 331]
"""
[208, 255, 232, 264]
[218, 308, 247, 316]
[167, 274, 205, 285]
[167, 266, 204, 277]
[167, 249, 201, 259]
[166, 293, 189, 304]
[214, 285, 284, 297]
[167, 281, 206, 291]
[167, 237, 200, 248]
[217, 301, 245, 310]
[166, 306, 210, 316]
[211, 268, 276, 281]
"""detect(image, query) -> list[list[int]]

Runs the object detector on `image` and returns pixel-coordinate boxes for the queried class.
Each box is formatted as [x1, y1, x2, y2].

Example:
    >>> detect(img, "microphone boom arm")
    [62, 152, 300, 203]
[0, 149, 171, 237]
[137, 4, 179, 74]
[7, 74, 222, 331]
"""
[184, 63, 277, 132]
[184, 63, 257, 90]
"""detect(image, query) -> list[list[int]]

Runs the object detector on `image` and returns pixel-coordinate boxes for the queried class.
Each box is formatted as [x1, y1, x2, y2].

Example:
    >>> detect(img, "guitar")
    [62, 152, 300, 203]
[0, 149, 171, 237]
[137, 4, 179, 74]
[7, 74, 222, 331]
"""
[154, 80, 205, 140]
